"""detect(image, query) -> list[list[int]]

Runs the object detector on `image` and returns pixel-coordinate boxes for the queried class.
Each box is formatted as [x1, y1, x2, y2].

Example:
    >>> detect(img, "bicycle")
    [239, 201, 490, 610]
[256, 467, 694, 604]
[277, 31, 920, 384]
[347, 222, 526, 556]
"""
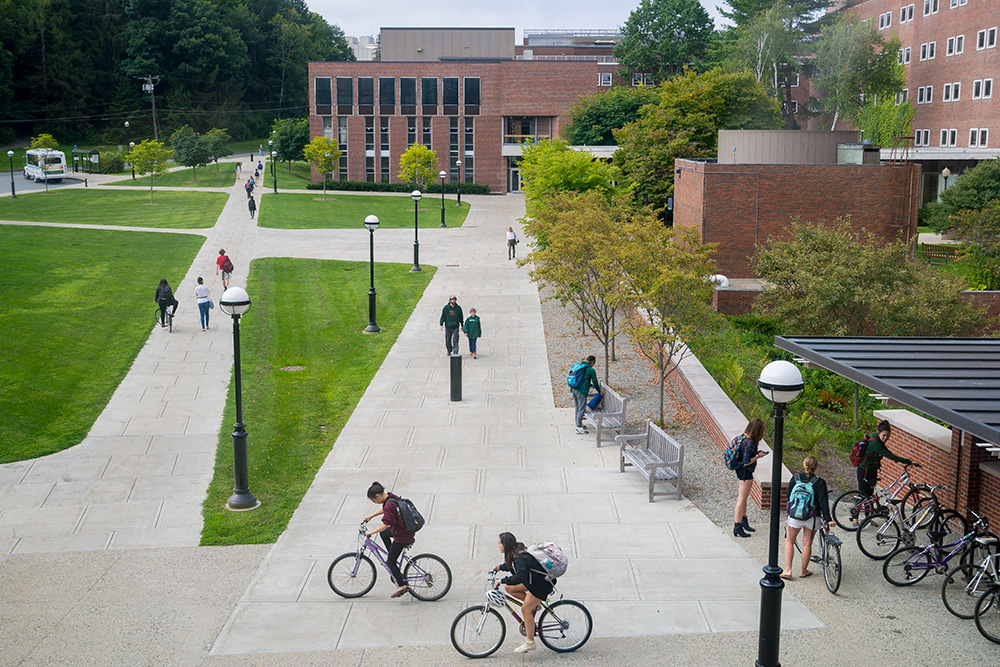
[793, 522, 843, 594]
[856, 484, 967, 560]
[154, 305, 174, 332]
[450, 571, 593, 658]
[327, 521, 452, 601]
[942, 539, 999, 618]
[831, 464, 926, 532]
[882, 510, 992, 587]
[974, 582, 1000, 644]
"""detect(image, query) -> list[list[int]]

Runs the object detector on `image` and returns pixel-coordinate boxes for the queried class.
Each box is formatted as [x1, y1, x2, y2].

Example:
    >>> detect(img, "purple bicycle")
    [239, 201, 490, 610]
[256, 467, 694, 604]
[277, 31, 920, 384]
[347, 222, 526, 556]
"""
[327, 521, 452, 601]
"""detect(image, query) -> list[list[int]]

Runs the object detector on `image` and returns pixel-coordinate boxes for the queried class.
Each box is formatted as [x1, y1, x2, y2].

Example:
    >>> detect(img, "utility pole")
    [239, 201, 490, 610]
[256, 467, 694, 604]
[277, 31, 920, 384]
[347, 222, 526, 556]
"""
[137, 75, 160, 141]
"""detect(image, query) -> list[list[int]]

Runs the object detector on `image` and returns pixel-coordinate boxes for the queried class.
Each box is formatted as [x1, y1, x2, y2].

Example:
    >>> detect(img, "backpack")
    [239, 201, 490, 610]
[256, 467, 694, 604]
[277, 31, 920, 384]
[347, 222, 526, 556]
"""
[221, 256, 234, 273]
[525, 541, 568, 583]
[724, 434, 745, 471]
[392, 496, 424, 534]
[849, 436, 871, 467]
[786, 474, 817, 520]
[567, 363, 587, 389]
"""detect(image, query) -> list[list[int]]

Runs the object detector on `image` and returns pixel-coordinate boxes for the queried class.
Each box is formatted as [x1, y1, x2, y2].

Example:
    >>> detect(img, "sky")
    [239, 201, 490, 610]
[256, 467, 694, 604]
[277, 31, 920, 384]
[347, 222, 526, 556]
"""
[309, 0, 729, 41]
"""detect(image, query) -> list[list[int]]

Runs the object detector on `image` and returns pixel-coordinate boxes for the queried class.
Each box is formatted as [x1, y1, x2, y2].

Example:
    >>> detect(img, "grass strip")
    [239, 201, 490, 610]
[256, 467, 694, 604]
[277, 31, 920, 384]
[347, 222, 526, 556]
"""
[0, 189, 226, 228]
[0, 226, 205, 462]
[107, 165, 236, 188]
[200, 258, 435, 545]
[258, 191, 469, 229]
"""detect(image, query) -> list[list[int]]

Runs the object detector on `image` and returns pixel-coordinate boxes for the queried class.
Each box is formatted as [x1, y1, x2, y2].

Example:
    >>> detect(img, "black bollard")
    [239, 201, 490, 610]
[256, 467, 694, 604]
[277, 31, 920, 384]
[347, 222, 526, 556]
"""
[450, 353, 462, 401]
[85, 178, 88, 188]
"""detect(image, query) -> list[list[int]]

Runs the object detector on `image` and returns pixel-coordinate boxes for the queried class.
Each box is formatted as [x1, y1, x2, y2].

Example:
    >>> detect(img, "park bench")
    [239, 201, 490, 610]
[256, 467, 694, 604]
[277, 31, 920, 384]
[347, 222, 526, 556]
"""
[584, 380, 627, 448]
[616, 420, 685, 502]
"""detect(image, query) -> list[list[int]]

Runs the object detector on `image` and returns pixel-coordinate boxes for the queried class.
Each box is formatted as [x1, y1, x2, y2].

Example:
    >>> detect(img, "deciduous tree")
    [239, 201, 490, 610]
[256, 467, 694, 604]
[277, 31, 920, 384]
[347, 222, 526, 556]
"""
[563, 86, 660, 146]
[129, 139, 171, 203]
[204, 128, 232, 171]
[269, 117, 309, 171]
[29, 133, 59, 149]
[519, 139, 618, 226]
[170, 124, 212, 181]
[615, 0, 715, 82]
[303, 135, 341, 199]
[397, 144, 438, 189]
[922, 159, 1000, 233]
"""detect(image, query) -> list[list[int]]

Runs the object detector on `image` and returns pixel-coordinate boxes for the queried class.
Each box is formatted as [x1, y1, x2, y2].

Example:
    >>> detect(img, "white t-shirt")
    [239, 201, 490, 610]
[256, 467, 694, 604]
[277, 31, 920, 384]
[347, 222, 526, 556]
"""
[507, 230, 517, 241]
[194, 284, 210, 303]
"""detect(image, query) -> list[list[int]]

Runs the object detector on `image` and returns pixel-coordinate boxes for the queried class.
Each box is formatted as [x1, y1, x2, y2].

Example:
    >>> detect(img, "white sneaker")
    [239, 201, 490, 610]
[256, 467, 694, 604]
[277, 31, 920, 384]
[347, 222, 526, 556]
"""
[514, 640, 535, 654]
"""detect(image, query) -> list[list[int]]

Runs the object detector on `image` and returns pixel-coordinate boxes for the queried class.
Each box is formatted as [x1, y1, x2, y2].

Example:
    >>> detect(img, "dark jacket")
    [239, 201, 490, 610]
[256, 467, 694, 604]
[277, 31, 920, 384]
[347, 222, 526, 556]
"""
[859, 436, 912, 481]
[463, 315, 482, 338]
[739, 435, 759, 474]
[155, 285, 173, 302]
[499, 552, 554, 599]
[440, 303, 464, 329]
[790, 472, 832, 522]
[571, 364, 600, 396]
[381, 492, 414, 544]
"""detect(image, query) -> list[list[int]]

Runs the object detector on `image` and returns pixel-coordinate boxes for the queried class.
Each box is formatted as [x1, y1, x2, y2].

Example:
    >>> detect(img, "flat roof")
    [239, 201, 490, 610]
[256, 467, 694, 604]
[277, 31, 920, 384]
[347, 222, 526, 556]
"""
[774, 337, 1000, 445]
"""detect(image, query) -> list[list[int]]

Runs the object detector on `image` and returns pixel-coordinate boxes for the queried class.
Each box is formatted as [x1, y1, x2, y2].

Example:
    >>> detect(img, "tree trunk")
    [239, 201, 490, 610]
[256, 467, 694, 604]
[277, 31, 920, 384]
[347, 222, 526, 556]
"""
[322, 175, 327, 199]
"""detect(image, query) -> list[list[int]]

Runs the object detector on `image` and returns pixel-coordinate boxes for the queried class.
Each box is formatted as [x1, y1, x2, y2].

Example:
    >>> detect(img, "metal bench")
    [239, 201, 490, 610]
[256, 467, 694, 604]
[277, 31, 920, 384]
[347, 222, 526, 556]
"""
[616, 420, 684, 502]
[584, 380, 627, 448]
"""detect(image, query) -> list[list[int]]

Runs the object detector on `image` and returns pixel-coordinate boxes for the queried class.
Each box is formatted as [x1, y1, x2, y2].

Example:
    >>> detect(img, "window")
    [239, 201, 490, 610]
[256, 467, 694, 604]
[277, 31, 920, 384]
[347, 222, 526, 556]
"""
[946, 35, 964, 55]
[900, 4, 915, 22]
[464, 77, 480, 115]
[940, 128, 957, 146]
[321, 116, 332, 139]
[400, 77, 417, 113]
[985, 78, 994, 99]
[923, 0, 939, 15]
[920, 41, 936, 60]
[443, 77, 459, 115]
[879, 11, 892, 29]
[463, 117, 474, 183]
[406, 116, 417, 147]
[980, 27, 998, 49]
[896, 89, 909, 104]
[379, 77, 395, 115]
[598, 72, 612, 86]
[357, 77, 374, 114]
[631, 73, 653, 86]
[337, 117, 348, 180]
[364, 115, 374, 153]
[969, 128, 988, 147]
[943, 82, 961, 101]
[917, 85, 933, 103]
[448, 116, 459, 181]
[379, 117, 389, 183]
[898, 47, 911, 64]
[788, 101, 798, 114]
[315, 77, 332, 115]
[914, 129, 930, 146]
[422, 117, 432, 149]
[421, 77, 438, 113]
[336, 77, 353, 115]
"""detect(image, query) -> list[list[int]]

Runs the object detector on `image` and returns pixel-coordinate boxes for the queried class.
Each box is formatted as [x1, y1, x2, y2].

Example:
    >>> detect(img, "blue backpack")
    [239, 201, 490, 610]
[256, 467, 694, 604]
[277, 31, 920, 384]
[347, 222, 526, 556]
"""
[724, 435, 745, 470]
[786, 474, 817, 520]
[567, 363, 587, 389]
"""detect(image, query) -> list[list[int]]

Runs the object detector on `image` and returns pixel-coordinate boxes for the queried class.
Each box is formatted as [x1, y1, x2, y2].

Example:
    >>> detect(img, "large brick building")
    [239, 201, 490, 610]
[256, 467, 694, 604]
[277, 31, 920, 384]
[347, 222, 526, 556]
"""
[307, 28, 622, 193]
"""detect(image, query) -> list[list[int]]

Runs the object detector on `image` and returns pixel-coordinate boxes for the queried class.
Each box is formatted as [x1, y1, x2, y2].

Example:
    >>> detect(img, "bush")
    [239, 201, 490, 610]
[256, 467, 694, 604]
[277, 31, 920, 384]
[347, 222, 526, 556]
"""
[99, 151, 125, 174]
[305, 180, 490, 194]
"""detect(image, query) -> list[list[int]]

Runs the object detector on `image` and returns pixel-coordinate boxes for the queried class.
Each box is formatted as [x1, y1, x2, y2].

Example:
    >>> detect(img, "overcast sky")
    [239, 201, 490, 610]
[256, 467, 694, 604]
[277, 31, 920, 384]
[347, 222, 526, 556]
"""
[310, 1, 729, 41]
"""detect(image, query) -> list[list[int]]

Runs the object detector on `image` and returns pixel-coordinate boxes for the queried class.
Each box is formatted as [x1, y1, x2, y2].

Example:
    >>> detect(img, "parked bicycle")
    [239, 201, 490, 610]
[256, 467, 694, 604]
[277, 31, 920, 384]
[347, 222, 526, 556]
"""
[883, 510, 992, 587]
[942, 536, 999, 618]
[974, 582, 1000, 644]
[327, 521, 452, 601]
[793, 522, 843, 594]
[856, 484, 967, 560]
[832, 464, 926, 532]
[450, 571, 592, 658]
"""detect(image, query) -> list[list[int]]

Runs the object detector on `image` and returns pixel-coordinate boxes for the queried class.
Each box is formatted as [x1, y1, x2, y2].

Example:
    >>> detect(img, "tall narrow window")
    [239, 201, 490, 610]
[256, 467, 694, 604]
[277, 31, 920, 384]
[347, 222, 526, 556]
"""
[443, 77, 459, 115]
[464, 77, 480, 115]
[379, 77, 395, 116]
[421, 77, 438, 115]
[400, 78, 417, 115]
[449, 117, 460, 182]
[380, 117, 390, 183]
[358, 77, 374, 115]
[464, 117, 474, 183]
[321, 116, 333, 139]
[422, 117, 432, 149]
[336, 77, 353, 115]
[406, 116, 417, 147]
[315, 77, 332, 115]
[364, 116, 374, 154]
[337, 117, 348, 180]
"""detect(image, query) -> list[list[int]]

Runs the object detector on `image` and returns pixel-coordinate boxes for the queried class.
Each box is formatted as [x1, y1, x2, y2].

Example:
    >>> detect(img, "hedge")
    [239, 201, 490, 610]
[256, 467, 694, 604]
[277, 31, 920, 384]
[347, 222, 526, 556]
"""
[306, 180, 490, 195]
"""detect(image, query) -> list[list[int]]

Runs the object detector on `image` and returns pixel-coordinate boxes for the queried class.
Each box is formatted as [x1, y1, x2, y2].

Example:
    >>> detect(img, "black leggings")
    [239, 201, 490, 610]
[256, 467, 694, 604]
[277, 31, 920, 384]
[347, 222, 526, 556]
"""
[158, 298, 179, 322]
[857, 465, 875, 497]
[379, 531, 409, 587]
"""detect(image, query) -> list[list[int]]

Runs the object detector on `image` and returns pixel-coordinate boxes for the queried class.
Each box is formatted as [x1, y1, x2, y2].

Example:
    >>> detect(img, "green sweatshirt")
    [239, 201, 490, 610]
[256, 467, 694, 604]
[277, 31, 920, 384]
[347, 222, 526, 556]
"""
[463, 315, 482, 339]
[440, 303, 464, 329]
[572, 364, 600, 395]
[859, 436, 912, 480]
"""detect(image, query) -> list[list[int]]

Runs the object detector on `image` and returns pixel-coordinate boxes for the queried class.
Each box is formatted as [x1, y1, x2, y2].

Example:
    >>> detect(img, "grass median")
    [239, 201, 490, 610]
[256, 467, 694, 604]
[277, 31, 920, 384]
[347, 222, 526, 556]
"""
[108, 166, 236, 188]
[257, 191, 469, 229]
[0, 189, 227, 228]
[0, 226, 205, 463]
[200, 257, 435, 545]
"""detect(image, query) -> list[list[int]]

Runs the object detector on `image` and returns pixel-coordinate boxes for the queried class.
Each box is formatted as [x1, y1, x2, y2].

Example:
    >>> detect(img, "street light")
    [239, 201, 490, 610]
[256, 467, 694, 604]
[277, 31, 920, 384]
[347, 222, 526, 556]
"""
[268, 139, 273, 175]
[755, 359, 804, 667]
[271, 151, 278, 193]
[7, 150, 15, 199]
[439, 170, 447, 227]
[456, 159, 462, 206]
[129, 142, 136, 180]
[220, 286, 258, 511]
[942, 166, 951, 193]
[411, 190, 422, 272]
[364, 215, 381, 333]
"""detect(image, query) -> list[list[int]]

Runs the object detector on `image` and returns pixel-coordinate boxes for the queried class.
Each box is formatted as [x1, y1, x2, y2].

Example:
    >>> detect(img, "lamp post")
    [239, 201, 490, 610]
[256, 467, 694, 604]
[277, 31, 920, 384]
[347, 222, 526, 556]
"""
[271, 151, 278, 193]
[220, 286, 258, 511]
[123, 121, 130, 175]
[129, 142, 136, 180]
[755, 360, 804, 667]
[268, 139, 273, 175]
[942, 166, 951, 194]
[411, 190, 422, 272]
[7, 150, 15, 198]
[364, 215, 381, 333]
[456, 159, 462, 206]
[439, 170, 447, 227]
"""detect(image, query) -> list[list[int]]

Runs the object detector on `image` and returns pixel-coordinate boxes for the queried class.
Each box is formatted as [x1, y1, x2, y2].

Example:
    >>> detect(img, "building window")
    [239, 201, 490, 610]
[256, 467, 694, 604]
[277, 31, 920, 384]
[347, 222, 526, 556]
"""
[950, 0, 967, 7]
[337, 117, 348, 180]
[464, 117, 474, 182]
[923, 0, 939, 15]
[379, 77, 395, 115]
[920, 42, 936, 60]
[979, 27, 998, 49]
[464, 77, 480, 115]
[443, 77, 459, 115]
[878, 11, 892, 29]
[631, 73, 653, 86]
[896, 89, 909, 104]
[505, 116, 537, 144]
[421, 77, 438, 114]
[406, 116, 417, 147]
[422, 117, 432, 149]
[449, 116, 460, 182]
[898, 47, 911, 64]
[946, 35, 965, 55]
[380, 116, 390, 182]
[788, 100, 798, 114]
[598, 72, 612, 86]
[315, 77, 332, 115]
[358, 77, 374, 114]
[914, 129, 930, 146]
[917, 85, 933, 103]
[940, 128, 957, 146]
[943, 82, 961, 101]
[400, 77, 417, 114]
[321, 116, 333, 139]
[336, 77, 353, 115]
[981, 78, 994, 99]
[364, 116, 374, 154]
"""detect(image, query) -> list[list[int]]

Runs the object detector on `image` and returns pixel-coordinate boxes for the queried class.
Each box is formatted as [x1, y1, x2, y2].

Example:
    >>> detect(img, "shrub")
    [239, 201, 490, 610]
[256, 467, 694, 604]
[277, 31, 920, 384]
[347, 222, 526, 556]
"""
[99, 151, 125, 174]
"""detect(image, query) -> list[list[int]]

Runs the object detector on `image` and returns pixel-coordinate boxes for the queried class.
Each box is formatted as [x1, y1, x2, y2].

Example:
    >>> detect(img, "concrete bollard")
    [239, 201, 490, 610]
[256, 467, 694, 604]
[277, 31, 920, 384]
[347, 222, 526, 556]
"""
[450, 353, 462, 401]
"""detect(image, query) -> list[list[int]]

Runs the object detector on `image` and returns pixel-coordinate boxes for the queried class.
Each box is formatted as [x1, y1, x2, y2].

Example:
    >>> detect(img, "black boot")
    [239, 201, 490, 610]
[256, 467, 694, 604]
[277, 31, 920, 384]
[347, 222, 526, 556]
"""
[734, 522, 750, 538]
[741, 516, 756, 533]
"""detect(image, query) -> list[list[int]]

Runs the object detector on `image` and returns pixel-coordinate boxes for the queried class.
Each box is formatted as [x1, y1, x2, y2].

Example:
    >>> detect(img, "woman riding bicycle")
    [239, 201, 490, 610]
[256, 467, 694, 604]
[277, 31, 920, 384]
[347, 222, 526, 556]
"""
[363, 481, 413, 599]
[494, 532, 553, 654]
[782, 456, 835, 580]
[154, 278, 179, 327]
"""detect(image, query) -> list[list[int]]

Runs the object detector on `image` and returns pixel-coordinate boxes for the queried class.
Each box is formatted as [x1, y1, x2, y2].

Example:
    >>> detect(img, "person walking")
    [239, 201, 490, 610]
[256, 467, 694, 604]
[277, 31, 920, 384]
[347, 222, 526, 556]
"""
[154, 278, 179, 328]
[463, 308, 482, 358]
[732, 417, 768, 538]
[244, 178, 253, 199]
[494, 532, 554, 654]
[235, 163, 241, 180]
[216, 249, 232, 290]
[856, 420, 915, 500]
[194, 277, 211, 331]
[569, 355, 600, 435]
[248, 195, 256, 219]
[439, 295, 464, 355]
[506, 227, 519, 260]
[782, 456, 834, 580]
[363, 481, 414, 599]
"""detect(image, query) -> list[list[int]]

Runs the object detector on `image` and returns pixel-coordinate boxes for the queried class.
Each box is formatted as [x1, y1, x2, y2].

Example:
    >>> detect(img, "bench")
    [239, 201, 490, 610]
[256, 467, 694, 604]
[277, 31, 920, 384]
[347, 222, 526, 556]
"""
[616, 420, 684, 502]
[584, 380, 627, 448]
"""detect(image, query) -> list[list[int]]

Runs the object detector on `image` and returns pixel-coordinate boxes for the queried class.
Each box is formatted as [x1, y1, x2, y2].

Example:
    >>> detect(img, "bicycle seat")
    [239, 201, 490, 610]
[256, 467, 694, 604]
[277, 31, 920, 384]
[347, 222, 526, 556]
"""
[976, 536, 998, 545]
[926, 529, 947, 543]
[888, 498, 901, 505]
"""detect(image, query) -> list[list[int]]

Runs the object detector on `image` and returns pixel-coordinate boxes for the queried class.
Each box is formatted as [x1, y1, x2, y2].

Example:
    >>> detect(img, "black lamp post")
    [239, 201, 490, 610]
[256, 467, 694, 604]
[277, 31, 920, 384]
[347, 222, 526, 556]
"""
[942, 166, 951, 195]
[7, 150, 15, 198]
[364, 214, 381, 333]
[456, 159, 462, 206]
[271, 150, 278, 193]
[268, 139, 273, 175]
[439, 170, 447, 227]
[220, 286, 258, 511]
[129, 142, 136, 180]
[755, 360, 804, 667]
[411, 190, 422, 272]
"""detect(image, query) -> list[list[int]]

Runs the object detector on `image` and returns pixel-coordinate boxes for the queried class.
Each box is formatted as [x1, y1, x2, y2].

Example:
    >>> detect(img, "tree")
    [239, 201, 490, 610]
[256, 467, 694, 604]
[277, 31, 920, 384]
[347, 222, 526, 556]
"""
[303, 135, 340, 199]
[615, 0, 715, 82]
[753, 219, 986, 336]
[563, 86, 660, 146]
[204, 128, 232, 171]
[719, 0, 831, 29]
[30, 133, 59, 149]
[857, 98, 916, 148]
[270, 117, 308, 172]
[812, 15, 904, 128]
[397, 144, 438, 189]
[922, 159, 1000, 233]
[129, 139, 172, 203]
[519, 140, 618, 224]
[951, 200, 1000, 290]
[170, 125, 212, 181]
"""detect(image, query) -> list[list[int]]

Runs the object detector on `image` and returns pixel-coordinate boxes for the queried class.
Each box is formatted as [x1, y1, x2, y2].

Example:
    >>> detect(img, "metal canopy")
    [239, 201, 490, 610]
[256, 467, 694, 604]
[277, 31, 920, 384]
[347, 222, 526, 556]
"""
[775, 337, 1000, 446]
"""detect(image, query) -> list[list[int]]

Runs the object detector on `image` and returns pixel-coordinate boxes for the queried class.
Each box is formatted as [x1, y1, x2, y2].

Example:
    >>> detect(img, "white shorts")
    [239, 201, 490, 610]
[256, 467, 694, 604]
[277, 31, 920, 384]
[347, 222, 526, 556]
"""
[786, 516, 820, 531]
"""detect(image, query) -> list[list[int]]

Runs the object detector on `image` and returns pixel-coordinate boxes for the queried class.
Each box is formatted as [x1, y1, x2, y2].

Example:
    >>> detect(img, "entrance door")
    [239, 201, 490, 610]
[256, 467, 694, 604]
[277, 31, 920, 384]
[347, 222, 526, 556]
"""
[507, 157, 521, 192]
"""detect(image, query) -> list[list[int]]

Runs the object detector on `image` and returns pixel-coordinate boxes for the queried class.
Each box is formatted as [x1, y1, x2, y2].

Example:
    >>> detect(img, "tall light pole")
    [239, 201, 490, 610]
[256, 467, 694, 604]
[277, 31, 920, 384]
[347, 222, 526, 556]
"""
[411, 190, 422, 272]
[129, 142, 136, 180]
[220, 286, 258, 511]
[456, 159, 462, 206]
[268, 139, 274, 175]
[364, 215, 381, 333]
[942, 166, 951, 195]
[7, 150, 15, 198]
[755, 360, 804, 667]
[439, 170, 447, 227]
[271, 150, 278, 193]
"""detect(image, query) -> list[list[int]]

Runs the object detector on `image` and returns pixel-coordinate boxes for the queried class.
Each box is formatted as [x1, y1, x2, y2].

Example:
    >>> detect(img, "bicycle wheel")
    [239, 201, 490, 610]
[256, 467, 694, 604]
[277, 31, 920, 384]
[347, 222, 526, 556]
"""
[403, 553, 452, 601]
[823, 540, 842, 594]
[154, 308, 165, 327]
[898, 485, 931, 523]
[942, 563, 996, 619]
[936, 511, 969, 552]
[536, 600, 593, 653]
[450, 606, 506, 658]
[832, 490, 865, 531]
[857, 514, 901, 560]
[974, 584, 1000, 644]
[883, 546, 932, 586]
[327, 553, 376, 598]
[961, 533, 1000, 567]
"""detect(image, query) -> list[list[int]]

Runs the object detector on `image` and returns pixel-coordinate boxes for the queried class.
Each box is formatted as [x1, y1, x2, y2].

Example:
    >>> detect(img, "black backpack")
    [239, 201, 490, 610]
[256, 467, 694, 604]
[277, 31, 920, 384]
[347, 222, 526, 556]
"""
[393, 496, 424, 533]
[221, 256, 234, 273]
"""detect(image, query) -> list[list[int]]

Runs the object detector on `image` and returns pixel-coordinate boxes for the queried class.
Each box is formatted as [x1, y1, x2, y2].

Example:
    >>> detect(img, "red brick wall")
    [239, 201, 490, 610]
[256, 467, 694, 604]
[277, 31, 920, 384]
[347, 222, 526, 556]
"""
[980, 465, 1000, 525]
[712, 288, 761, 316]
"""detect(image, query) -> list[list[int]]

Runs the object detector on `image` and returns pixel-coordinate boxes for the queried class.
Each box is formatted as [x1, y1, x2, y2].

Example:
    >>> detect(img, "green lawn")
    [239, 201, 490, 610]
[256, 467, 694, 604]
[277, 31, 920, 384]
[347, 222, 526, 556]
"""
[201, 258, 435, 545]
[258, 191, 470, 229]
[0, 226, 205, 463]
[0, 190, 227, 228]
[108, 165, 236, 188]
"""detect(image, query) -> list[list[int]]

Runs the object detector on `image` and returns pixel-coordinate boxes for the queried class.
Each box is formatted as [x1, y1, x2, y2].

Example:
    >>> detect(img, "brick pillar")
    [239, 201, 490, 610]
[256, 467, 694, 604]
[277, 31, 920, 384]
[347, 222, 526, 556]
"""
[955, 429, 991, 518]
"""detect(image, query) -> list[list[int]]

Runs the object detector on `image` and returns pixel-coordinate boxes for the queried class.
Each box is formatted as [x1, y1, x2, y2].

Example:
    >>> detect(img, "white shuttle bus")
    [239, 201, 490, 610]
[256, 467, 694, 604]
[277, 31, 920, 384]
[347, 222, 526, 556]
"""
[23, 148, 67, 182]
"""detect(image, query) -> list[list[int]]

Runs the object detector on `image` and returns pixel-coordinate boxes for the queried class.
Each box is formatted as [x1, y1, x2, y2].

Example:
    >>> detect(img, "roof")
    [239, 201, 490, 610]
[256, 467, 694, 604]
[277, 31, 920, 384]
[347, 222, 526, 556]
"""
[774, 337, 1000, 446]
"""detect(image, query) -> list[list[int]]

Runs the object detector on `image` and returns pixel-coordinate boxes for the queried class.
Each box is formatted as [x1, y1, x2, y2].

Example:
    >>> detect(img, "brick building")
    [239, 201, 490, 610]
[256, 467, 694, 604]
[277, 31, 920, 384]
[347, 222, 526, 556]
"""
[307, 28, 622, 193]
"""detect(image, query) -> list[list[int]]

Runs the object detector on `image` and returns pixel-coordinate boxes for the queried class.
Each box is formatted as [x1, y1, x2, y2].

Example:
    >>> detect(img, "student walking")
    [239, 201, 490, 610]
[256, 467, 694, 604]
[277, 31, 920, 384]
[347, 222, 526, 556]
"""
[440, 295, 464, 355]
[248, 195, 256, 219]
[782, 456, 835, 580]
[506, 227, 519, 260]
[216, 249, 233, 290]
[463, 308, 482, 358]
[569, 356, 600, 434]
[732, 418, 768, 538]
[194, 277, 211, 331]
[363, 481, 414, 599]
